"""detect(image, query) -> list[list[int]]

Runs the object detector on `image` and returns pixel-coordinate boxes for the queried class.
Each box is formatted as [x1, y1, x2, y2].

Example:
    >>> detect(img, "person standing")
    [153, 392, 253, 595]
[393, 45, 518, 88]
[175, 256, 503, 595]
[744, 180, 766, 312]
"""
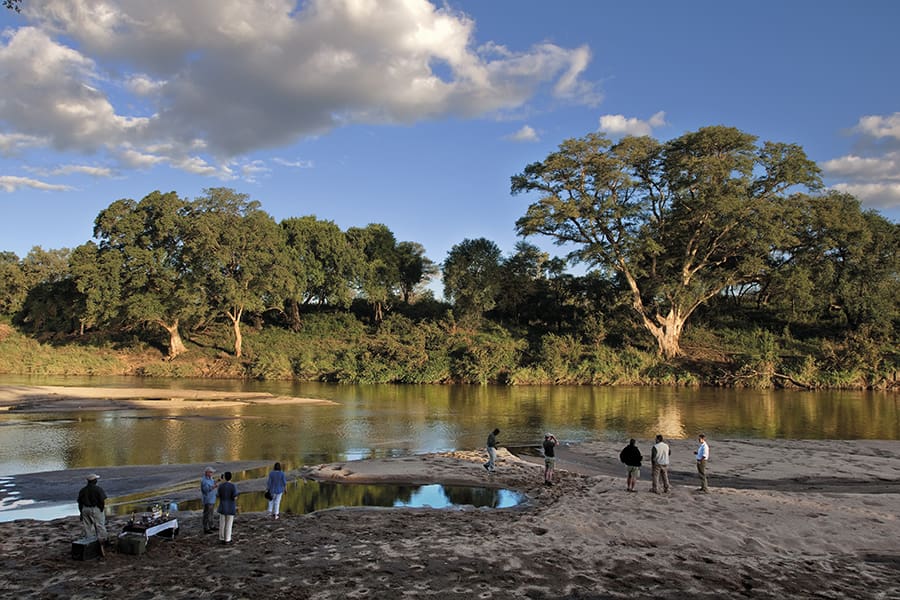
[217, 471, 238, 544]
[650, 434, 671, 493]
[484, 428, 500, 473]
[77, 474, 108, 546]
[542, 433, 559, 485]
[619, 439, 643, 492]
[200, 466, 218, 534]
[266, 462, 287, 520]
[696, 434, 710, 493]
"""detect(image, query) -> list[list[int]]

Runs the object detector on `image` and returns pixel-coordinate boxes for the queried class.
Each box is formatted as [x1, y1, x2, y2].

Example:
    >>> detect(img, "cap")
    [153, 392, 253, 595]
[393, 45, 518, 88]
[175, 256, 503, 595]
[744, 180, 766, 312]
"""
[545, 433, 554, 438]
[86, 474, 100, 481]
[204, 466, 216, 473]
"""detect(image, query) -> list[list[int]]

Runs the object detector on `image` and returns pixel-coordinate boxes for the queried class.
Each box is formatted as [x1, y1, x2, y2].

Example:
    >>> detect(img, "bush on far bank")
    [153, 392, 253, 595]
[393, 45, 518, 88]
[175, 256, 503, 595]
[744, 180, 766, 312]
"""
[0, 313, 896, 390]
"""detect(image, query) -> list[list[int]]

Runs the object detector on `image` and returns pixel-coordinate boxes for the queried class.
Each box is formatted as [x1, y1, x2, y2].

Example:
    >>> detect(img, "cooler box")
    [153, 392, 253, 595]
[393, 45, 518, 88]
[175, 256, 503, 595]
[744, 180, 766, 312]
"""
[71, 537, 101, 560]
[117, 532, 148, 555]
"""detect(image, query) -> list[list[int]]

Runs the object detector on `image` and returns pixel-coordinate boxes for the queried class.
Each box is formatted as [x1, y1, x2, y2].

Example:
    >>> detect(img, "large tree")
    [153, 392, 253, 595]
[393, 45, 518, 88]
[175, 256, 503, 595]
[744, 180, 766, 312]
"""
[91, 191, 196, 357]
[14, 247, 79, 333]
[280, 216, 361, 328]
[512, 126, 822, 358]
[764, 192, 900, 330]
[0, 252, 27, 316]
[442, 237, 503, 318]
[69, 242, 122, 336]
[184, 188, 284, 357]
[346, 224, 400, 323]
[396, 241, 438, 304]
[494, 241, 551, 326]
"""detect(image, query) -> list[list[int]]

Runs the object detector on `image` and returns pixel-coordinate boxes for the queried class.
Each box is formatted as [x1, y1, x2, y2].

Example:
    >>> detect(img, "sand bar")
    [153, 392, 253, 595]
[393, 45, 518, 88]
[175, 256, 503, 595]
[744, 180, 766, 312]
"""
[0, 384, 337, 412]
[0, 439, 898, 598]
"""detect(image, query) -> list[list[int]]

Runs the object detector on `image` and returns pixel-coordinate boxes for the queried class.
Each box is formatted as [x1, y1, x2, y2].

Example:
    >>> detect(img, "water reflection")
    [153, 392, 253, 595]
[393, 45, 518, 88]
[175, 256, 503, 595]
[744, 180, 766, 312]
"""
[0, 376, 897, 476]
[112, 481, 523, 516]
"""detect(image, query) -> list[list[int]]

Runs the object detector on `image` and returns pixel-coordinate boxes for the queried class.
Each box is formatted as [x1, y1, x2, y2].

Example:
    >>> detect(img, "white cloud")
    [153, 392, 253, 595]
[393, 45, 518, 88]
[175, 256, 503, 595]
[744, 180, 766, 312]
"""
[171, 155, 231, 179]
[0, 175, 74, 192]
[506, 125, 539, 142]
[126, 74, 165, 96]
[0, 27, 147, 153]
[0, 132, 49, 155]
[598, 111, 667, 137]
[117, 146, 167, 168]
[3, 0, 600, 168]
[854, 112, 900, 140]
[27, 164, 114, 177]
[831, 182, 900, 211]
[273, 158, 314, 169]
[240, 160, 271, 183]
[823, 113, 900, 213]
[821, 153, 900, 181]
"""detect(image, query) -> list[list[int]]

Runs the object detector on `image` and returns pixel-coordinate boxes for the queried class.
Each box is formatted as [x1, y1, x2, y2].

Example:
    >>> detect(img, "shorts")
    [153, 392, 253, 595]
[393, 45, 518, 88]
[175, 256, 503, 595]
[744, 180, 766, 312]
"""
[544, 457, 556, 467]
[627, 466, 640, 477]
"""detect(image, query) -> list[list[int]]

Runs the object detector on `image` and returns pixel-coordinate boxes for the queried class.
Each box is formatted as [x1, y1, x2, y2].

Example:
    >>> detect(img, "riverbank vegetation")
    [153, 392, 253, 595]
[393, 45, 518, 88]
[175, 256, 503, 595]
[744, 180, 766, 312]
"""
[1, 127, 897, 389]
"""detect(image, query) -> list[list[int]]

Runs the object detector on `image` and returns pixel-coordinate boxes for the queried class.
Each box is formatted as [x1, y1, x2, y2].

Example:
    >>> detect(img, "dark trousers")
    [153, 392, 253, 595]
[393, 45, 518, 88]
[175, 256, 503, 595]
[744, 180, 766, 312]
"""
[697, 459, 708, 491]
[203, 503, 216, 532]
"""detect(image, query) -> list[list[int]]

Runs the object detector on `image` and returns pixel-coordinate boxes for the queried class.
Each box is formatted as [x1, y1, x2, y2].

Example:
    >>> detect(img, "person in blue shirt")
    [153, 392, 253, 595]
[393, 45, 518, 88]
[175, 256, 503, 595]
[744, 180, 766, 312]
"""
[200, 467, 218, 534]
[266, 462, 287, 520]
[696, 434, 710, 493]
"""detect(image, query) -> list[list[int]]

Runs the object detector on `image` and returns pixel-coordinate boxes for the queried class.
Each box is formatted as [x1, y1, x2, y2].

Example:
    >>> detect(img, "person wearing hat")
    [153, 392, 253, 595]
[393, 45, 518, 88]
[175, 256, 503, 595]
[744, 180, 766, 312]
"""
[77, 474, 107, 543]
[200, 467, 219, 534]
[542, 433, 559, 486]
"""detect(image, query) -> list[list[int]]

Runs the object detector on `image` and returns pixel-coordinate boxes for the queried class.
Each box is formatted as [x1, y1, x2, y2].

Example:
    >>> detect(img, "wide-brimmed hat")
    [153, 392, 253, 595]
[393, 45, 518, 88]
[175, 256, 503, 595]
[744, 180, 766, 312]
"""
[204, 466, 216, 473]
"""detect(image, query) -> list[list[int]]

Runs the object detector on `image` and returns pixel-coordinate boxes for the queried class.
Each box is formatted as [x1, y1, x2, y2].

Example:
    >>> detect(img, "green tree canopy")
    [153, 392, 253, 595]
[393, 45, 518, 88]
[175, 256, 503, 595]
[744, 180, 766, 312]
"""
[346, 223, 400, 323]
[184, 188, 284, 357]
[69, 242, 122, 336]
[91, 191, 196, 357]
[0, 251, 27, 315]
[280, 216, 361, 328]
[513, 126, 822, 358]
[442, 237, 503, 319]
[396, 241, 438, 304]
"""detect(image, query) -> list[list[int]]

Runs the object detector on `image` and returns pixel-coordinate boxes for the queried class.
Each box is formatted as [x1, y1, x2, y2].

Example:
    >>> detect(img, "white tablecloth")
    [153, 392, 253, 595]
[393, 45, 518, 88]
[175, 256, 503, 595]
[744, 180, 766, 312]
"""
[120, 518, 178, 539]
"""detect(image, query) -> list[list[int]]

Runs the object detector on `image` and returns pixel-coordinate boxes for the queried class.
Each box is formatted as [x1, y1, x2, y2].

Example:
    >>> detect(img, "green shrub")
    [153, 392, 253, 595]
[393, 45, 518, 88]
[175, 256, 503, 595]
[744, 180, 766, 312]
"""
[449, 327, 523, 385]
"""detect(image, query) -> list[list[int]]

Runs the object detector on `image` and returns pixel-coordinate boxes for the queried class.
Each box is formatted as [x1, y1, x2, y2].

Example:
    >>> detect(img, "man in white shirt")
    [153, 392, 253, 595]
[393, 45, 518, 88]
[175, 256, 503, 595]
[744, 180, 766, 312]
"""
[696, 434, 710, 493]
[651, 434, 671, 493]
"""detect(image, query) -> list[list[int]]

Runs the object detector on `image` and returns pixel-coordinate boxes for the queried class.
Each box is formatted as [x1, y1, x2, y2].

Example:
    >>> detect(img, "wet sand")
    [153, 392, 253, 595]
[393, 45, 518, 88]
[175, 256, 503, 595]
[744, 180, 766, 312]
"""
[0, 385, 337, 412]
[1, 439, 898, 599]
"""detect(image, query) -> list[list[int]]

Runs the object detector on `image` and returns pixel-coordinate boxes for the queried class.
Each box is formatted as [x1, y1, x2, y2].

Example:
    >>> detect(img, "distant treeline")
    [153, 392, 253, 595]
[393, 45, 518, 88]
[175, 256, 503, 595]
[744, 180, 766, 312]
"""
[1, 126, 898, 389]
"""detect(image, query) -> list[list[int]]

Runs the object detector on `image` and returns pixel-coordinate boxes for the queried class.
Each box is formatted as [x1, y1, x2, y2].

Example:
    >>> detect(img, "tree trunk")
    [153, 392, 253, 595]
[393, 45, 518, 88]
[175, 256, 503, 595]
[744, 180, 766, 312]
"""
[160, 319, 187, 358]
[289, 299, 302, 331]
[228, 307, 244, 358]
[621, 268, 686, 359]
[641, 308, 686, 359]
[373, 301, 384, 324]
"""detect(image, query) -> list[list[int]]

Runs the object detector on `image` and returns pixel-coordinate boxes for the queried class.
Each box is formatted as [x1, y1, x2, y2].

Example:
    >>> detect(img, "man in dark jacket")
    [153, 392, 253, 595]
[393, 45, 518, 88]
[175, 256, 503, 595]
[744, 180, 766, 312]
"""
[216, 471, 238, 544]
[619, 439, 643, 492]
[77, 474, 108, 543]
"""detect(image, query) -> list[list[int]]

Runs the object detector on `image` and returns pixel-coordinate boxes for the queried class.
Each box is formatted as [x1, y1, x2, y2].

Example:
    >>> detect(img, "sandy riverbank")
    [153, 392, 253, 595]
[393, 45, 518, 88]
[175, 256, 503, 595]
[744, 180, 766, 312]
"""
[0, 385, 337, 412]
[1, 438, 898, 598]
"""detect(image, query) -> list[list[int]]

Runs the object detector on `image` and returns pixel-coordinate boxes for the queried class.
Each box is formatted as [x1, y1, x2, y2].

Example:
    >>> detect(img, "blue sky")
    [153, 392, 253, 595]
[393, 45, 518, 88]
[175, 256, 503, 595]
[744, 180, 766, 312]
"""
[1, 1, 898, 285]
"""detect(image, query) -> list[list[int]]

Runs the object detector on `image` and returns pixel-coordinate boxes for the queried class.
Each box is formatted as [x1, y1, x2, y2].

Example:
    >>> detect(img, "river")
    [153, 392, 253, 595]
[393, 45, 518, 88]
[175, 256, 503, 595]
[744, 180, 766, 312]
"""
[0, 375, 897, 476]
